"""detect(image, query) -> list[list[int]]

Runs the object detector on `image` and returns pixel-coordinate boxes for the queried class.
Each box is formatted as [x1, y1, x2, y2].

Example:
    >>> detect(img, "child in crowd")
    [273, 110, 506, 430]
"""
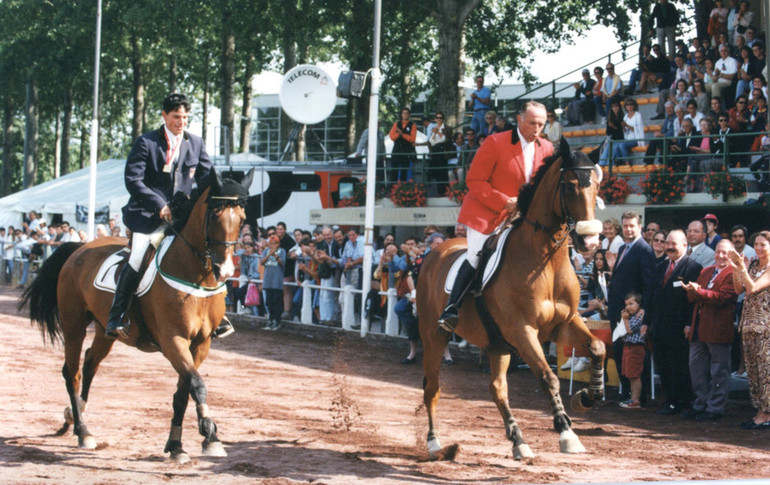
[261, 235, 286, 330]
[620, 292, 646, 409]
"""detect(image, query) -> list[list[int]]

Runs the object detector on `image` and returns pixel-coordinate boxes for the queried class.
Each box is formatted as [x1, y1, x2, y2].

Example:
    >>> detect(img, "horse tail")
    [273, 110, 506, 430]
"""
[18, 242, 83, 345]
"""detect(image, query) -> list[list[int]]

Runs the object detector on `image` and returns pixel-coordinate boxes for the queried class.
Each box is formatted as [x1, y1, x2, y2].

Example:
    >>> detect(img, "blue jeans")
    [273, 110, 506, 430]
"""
[470, 110, 489, 136]
[394, 297, 419, 342]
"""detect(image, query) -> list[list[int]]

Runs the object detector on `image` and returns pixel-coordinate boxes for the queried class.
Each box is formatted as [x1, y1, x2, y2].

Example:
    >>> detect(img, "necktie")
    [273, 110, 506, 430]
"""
[616, 243, 629, 266]
[707, 269, 720, 289]
[662, 260, 676, 287]
[687, 246, 693, 256]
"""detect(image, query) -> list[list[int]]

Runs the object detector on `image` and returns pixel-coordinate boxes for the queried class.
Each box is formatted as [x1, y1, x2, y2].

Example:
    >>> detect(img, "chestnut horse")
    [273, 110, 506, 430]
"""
[417, 140, 605, 461]
[19, 170, 252, 464]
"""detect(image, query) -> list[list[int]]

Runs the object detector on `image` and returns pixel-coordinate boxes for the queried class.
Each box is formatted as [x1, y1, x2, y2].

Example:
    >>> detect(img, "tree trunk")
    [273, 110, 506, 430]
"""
[220, 9, 235, 156]
[54, 109, 61, 179]
[23, 80, 38, 189]
[239, 55, 255, 153]
[131, 34, 144, 141]
[434, 0, 480, 130]
[169, 52, 178, 93]
[61, 86, 73, 176]
[202, 55, 210, 144]
[2, 98, 13, 196]
[79, 125, 87, 169]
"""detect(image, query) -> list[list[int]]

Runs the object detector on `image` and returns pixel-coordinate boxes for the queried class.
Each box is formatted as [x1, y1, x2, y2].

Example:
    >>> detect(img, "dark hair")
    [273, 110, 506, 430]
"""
[621, 210, 642, 225]
[625, 292, 642, 304]
[276, 221, 287, 229]
[731, 224, 748, 238]
[592, 249, 609, 279]
[162, 93, 191, 114]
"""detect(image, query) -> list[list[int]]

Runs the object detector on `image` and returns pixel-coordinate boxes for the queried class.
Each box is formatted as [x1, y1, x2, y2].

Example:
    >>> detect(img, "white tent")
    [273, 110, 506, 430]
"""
[0, 158, 128, 230]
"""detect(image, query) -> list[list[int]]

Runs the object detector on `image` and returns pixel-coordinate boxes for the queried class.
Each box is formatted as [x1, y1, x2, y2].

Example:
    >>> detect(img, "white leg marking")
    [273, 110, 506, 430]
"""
[559, 429, 586, 453]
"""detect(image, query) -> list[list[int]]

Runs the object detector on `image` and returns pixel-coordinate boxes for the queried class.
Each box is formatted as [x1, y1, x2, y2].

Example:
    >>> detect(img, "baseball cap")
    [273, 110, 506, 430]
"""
[702, 213, 718, 224]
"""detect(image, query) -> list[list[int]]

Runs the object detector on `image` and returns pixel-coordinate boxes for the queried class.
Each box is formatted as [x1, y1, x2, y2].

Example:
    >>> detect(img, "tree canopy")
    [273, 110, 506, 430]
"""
[0, 0, 639, 196]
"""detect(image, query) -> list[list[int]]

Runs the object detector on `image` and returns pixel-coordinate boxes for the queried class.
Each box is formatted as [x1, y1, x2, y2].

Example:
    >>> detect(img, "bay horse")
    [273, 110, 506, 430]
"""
[417, 138, 605, 461]
[19, 170, 253, 464]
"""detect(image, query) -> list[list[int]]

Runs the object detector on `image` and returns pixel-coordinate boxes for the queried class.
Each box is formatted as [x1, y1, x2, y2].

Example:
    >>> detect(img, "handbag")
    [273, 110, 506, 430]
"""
[244, 282, 260, 307]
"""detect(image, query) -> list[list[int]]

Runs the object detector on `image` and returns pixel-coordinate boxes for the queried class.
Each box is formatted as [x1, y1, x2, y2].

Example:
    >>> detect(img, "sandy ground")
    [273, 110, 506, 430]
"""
[2, 285, 770, 484]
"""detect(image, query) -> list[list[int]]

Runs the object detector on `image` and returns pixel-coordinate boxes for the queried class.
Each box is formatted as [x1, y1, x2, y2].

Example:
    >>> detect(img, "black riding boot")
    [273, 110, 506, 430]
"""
[213, 316, 235, 339]
[438, 260, 476, 333]
[105, 265, 140, 339]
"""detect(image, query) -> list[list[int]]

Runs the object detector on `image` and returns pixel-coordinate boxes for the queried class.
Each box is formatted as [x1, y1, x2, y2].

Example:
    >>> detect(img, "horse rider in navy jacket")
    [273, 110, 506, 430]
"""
[106, 93, 233, 339]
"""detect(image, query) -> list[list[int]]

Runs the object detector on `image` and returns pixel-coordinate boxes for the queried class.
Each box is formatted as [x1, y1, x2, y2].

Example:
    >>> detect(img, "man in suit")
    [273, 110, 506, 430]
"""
[682, 239, 738, 421]
[607, 211, 656, 397]
[438, 101, 553, 332]
[107, 93, 216, 339]
[687, 220, 716, 268]
[646, 229, 702, 414]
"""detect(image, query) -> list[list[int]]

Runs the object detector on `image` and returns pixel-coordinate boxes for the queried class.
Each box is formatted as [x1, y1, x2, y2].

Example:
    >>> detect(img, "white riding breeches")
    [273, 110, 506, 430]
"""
[127, 226, 166, 271]
[465, 226, 494, 268]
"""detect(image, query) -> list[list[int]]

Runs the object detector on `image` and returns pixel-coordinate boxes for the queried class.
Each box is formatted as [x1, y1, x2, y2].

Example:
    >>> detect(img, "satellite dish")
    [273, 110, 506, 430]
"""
[279, 65, 337, 125]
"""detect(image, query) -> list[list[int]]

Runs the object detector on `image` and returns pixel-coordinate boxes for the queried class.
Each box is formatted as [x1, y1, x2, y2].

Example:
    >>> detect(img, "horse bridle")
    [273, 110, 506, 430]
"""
[525, 164, 600, 247]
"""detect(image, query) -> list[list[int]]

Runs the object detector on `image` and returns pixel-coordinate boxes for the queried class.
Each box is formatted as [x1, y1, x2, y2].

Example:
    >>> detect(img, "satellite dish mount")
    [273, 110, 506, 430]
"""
[278, 65, 338, 162]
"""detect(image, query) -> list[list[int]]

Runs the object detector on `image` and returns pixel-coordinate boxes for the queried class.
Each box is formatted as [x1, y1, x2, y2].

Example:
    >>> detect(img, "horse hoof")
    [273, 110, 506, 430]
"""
[559, 429, 586, 454]
[170, 450, 191, 465]
[513, 443, 535, 461]
[427, 437, 443, 458]
[571, 389, 594, 413]
[201, 440, 227, 457]
[78, 435, 97, 450]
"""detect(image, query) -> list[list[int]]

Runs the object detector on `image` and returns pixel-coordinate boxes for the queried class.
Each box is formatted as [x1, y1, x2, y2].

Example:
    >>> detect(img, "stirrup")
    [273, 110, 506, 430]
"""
[437, 306, 459, 333]
[106, 321, 129, 340]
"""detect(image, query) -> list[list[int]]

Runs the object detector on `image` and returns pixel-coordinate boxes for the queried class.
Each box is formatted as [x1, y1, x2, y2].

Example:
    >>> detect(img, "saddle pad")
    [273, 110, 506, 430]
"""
[93, 248, 157, 297]
[444, 226, 513, 294]
[93, 236, 227, 298]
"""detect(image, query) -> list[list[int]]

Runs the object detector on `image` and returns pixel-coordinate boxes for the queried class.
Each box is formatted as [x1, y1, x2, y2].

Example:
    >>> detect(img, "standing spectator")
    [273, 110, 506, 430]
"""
[643, 221, 662, 245]
[342, 227, 365, 323]
[389, 107, 418, 183]
[653, 55, 689, 120]
[735, 45, 760, 101]
[649, 0, 679, 60]
[447, 131, 465, 184]
[606, 211, 656, 402]
[726, 0, 740, 42]
[3, 226, 16, 283]
[687, 220, 717, 267]
[651, 230, 669, 263]
[728, 95, 751, 166]
[618, 292, 646, 409]
[275, 222, 296, 319]
[453, 223, 467, 238]
[601, 218, 625, 255]
[425, 112, 450, 195]
[703, 214, 722, 250]
[261, 236, 286, 330]
[235, 238, 262, 316]
[542, 111, 562, 142]
[729, 230, 770, 429]
[731, 1, 755, 44]
[732, 224, 757, 263]
[708, 0, 729, 45]
[682, 239, 738, 421]
[468, 75, 492, 136]
[566, 69, 596, 125]
[316, 226, 336, 325]
[353, 122, 386, 177]
[595, 63, 623, 120]
[647, 229, 703, 415]
[711, 44, 739, 100]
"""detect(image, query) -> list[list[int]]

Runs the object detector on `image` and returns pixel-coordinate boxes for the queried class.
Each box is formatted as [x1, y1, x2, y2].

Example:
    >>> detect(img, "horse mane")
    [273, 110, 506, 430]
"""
[168, 172, 249, 232]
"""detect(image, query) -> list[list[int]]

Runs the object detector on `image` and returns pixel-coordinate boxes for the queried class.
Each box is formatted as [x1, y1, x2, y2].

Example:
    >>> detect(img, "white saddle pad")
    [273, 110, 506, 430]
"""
[444, 226, 513, 294]
[93, 236, 227, 298]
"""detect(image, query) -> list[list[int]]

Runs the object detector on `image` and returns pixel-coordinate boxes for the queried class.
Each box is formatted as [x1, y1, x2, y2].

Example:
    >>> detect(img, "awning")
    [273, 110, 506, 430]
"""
[309, 206, 460, 226]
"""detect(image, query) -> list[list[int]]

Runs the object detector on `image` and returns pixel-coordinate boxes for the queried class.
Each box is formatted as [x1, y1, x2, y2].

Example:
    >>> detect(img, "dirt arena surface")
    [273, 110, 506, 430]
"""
[1, 286, 769, 484]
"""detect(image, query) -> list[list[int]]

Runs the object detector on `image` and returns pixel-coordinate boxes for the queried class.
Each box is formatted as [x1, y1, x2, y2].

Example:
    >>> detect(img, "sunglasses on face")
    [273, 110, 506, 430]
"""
[435, 116, 443, 119]
[653, 238, 666, 243]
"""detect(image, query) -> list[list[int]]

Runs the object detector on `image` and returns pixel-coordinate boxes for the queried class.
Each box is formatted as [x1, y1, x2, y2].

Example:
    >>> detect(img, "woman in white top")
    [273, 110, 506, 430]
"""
[612, 98, 646, 165]
[543, 110, 563, 142]
[601, 218, 624, 255]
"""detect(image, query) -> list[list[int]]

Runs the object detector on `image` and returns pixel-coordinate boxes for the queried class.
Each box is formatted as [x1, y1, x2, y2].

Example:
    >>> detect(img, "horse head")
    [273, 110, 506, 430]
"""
[202, 169, 254, 281]
[556, 137, 603, 252]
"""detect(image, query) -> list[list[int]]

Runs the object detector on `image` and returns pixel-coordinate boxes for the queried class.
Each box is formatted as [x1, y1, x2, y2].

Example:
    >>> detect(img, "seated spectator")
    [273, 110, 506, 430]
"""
[542, 111, 562, 142]
[670, 118, 699, 173]
[686, 118, 722, 192]
[566, 69, 595, 125]
[748, 75, 768, 102]
[684, 99, 705, 127]
[689, 47, 707, 83]
[495, 115, 514, 132]
[707, 95, 727, 123]
[595, 63, 623, 120]
[484, 110, 500, 136]
[599, 100, 625, 166]
[653, 54, 688, 120]
[749, 93, 767, 134]
[749, 134, 770, 191]
[728, 95, 751, 166]
[702, 37, 718, 63]
[673, 103, 687, 136]
[671, 79, 693, 110]
[691, 79, 711, 114]
[447, 131, 465, 184]
[751, 43, 765, 79]
[711, 43, 738, 100]
[713, 113, 739, 167]
[735, 45, 760, 101]
[645, 101, 677, 164]
[613, 98, 646, 165]
[592, 66, 604, 110]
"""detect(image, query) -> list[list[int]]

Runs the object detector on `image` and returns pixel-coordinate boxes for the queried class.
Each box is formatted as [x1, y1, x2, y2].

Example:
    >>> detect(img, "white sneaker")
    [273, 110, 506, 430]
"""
[560, 356, 575, 370]
[572, 357, 590, 372]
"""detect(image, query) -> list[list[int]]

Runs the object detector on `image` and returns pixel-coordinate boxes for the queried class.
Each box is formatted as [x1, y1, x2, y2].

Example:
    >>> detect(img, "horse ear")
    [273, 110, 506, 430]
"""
[558, 136, 571, 161]
[241, 168, 255, 192]
[211, 170, 223, 193]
